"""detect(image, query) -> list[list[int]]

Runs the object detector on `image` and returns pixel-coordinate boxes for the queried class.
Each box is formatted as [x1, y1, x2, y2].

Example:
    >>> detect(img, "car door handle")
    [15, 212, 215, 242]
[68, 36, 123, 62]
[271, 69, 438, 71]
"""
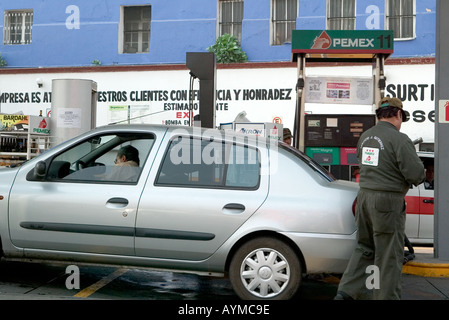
[423, 199, 434, 204]
[222, 203, 246, 214]
[106, 197, 129, 208]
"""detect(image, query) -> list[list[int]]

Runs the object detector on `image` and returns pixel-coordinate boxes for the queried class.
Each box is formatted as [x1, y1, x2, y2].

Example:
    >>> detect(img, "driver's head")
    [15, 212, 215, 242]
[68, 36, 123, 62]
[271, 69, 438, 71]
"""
[116, 145, 139, 165]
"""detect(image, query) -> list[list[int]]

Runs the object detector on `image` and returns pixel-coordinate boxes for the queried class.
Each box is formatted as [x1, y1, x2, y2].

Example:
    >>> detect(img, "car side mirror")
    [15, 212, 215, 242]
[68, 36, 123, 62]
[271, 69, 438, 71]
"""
[34, 161, 47, 179]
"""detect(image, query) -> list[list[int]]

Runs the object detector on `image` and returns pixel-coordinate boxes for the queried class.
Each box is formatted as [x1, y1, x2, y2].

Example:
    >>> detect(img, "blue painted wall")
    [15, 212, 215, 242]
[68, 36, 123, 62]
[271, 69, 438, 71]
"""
[0, 0, 436, 68]
[298, 0, 436, 58]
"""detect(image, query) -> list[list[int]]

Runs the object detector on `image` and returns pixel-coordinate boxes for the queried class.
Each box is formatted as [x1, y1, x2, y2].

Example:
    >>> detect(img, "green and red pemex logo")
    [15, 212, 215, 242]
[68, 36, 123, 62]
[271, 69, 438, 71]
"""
[311, 31, 332, 49]
[291, 30, 394, 54]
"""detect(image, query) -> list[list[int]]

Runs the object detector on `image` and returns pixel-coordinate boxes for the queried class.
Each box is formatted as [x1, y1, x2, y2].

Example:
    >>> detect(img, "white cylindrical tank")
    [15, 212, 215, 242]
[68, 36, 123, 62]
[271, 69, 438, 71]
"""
[51, 79, 97, 146]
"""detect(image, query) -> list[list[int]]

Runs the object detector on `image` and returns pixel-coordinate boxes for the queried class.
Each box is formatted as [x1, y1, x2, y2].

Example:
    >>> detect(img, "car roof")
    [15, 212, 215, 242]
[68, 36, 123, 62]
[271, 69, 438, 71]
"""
[95, 123, 273, 146]
[417, 151, 434, 159]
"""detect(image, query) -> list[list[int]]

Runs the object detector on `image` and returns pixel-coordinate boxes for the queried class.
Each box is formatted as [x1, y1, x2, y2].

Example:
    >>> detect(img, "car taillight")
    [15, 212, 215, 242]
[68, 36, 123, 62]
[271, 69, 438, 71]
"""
[352, 197, 357, 216]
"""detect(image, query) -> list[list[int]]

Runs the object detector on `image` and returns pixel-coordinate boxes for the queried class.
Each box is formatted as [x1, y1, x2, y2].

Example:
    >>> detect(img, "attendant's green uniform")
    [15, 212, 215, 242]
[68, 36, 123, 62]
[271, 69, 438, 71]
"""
[337, 121, 425, 300]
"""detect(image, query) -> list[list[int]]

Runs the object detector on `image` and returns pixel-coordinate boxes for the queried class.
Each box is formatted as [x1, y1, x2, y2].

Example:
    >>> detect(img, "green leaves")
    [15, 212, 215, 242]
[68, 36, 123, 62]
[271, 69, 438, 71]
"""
[207, 34, 248, 64]
[0, 54, 6, 67]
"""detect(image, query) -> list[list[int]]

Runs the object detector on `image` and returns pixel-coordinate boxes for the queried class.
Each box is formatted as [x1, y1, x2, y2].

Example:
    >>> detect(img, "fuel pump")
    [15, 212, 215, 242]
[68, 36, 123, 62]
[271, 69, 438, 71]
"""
[291, 30, 394, 180]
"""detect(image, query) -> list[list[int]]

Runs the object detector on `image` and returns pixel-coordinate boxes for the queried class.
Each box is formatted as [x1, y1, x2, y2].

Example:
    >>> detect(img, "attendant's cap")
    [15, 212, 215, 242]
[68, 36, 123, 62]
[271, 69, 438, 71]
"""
[378, 97, 408, 122]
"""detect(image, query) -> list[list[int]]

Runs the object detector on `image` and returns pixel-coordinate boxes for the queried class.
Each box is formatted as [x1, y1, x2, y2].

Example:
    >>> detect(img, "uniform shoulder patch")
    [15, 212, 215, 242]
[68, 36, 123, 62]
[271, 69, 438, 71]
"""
[361, 147, 379, 166]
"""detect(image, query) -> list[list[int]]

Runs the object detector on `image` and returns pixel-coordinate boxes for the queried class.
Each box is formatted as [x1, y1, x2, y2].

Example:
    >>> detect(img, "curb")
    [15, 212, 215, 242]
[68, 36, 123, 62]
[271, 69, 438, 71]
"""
[402, 262, 449, 277]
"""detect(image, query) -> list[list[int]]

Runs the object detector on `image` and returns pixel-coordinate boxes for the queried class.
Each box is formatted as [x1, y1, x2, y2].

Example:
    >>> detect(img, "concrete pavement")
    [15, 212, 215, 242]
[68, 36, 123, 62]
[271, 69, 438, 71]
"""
[401, 246, 449, 300]
[403, 246, 449, 277]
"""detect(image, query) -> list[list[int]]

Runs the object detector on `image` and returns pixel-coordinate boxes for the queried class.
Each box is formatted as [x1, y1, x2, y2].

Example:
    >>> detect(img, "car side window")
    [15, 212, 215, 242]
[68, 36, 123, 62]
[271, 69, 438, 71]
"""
[422, 157, 434, 190]
[155, 136, 260, 189]
[46, 133, 155, 184]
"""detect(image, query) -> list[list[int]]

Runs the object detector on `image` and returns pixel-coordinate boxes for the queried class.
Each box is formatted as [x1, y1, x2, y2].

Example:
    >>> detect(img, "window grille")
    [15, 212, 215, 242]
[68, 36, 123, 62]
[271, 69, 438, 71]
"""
[3, 10, 33, 45]
[327, 0, 355, 30]
[219, 0, 244, 43]
[386, 0, 415, 39]
[123, 6, 151, 53]
[271, 0, 297, 45]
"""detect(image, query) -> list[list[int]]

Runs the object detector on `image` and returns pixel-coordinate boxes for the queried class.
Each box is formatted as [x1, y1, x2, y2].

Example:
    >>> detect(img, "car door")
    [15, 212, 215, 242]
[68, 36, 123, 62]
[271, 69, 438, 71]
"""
[405, 154, 434, 242]
[405, 186, 420, 239]
[8, 131, 161, 256]
[417, 154, 434, 241]
[134, 134, 269, 261]
[417, 183, 434, 240]
[405, 183, 434, 241]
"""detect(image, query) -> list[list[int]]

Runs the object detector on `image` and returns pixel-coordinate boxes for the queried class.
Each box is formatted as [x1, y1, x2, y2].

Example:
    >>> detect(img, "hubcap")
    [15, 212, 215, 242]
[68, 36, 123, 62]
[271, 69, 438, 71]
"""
[240, 248, 290, 298]
[258, 266, 272, 279]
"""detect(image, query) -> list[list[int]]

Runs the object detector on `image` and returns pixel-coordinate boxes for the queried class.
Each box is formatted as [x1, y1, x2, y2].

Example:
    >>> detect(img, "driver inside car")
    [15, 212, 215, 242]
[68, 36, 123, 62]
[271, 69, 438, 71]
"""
[107, 145, 140, 182]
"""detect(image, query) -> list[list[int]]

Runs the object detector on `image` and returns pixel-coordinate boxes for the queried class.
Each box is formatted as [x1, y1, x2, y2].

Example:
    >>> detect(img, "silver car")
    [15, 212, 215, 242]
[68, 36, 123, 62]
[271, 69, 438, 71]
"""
[0, 124, 358, 300]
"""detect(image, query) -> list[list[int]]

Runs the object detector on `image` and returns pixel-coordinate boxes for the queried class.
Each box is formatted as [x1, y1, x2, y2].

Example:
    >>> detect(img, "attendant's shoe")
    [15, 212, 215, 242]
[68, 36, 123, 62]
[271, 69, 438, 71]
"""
[334, 291, 353, 300]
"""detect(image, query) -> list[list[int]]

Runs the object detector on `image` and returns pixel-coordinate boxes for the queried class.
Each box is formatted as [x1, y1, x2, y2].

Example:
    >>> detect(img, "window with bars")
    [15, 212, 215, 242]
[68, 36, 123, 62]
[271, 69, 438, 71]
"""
[327, 0, 355, 30]
[386, 0, 415, 39]
[271, 0, 297, 45]
[123, 6, 151, 54]
[219, 0, 244, 43]
[3, 10, 33, 45]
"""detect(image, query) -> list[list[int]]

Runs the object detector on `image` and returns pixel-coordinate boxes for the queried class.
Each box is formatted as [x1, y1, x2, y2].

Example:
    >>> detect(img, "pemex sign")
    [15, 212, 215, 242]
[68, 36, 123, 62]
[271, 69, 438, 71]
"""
[292, 30, 394, 55]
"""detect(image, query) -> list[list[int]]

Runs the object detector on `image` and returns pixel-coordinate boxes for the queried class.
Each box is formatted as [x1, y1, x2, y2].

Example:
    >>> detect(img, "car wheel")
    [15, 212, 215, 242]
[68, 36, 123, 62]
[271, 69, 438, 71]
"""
[229, 237, 301, 300]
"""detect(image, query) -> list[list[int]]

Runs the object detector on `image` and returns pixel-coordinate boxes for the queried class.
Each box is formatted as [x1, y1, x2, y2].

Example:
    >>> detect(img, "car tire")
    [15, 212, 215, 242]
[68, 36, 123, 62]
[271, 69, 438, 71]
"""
[229, 237, 301, 300]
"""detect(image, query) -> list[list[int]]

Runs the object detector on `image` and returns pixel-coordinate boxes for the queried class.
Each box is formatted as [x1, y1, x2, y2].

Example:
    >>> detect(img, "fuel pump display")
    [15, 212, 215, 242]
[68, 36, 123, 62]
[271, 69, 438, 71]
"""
[304, 114, 375, 180]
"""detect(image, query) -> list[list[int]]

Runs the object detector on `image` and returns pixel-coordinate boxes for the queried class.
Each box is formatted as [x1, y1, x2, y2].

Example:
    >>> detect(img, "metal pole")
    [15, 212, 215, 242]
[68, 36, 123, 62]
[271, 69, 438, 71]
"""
[434, 0, 449, 260]
[186, 52, 216, 129]
[293, 54, 305, 151]
[374, 54, 386, 103]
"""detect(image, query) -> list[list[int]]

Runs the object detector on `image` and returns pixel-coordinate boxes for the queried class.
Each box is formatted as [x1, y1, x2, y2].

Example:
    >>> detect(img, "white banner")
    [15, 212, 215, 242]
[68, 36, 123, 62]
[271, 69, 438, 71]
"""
[0, 63, 436, 143]
[305, 76, 373, 105]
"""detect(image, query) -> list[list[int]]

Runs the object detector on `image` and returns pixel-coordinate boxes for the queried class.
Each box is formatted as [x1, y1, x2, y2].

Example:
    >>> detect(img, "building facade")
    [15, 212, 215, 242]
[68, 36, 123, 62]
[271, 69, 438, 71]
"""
[0, 0, 436, 67]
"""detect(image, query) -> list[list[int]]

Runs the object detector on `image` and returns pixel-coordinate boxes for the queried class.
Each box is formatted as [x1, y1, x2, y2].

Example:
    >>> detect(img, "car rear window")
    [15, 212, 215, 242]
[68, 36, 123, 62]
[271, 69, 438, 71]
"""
[155, 136, 260, 189]
[279, 143, 336, 182]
